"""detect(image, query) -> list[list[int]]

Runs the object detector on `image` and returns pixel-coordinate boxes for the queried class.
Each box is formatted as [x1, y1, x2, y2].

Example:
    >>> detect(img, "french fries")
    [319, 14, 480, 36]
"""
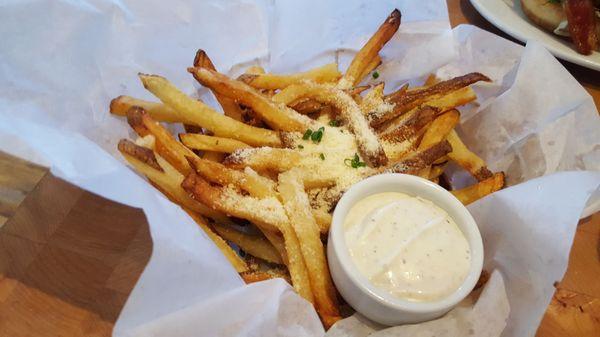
[117, 139, 247, 272]
[224, 147, 302, 172]
[278, 170, 341, 327]
[181, 172, 285, 234]
[273, 83, 388, 167]
[451, 172, 505, 205]
[212, 223, 283, 265]
[357, 54, 382, 84]
[188, 67, 313, 131]
[187, 155, 277, 199]
[239, 63, 342, 90]
[109, 8, 507, 329]
[139, 74, 282, 147]
[111, 95, 181, 123]
[180, 133, 251, 153]
[418, 109, 460, 150]
[194, 49, 247, 123]
[384, 140, 452, 175]
[379, 105, 439, 142]
[370, 72, 490, 127]
[339, 9, 401, 88]
[446, 130, 493, 181]
[185, 210, 249, 273]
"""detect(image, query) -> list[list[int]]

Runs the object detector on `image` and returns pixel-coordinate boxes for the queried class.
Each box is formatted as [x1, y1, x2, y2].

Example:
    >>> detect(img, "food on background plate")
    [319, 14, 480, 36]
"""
[110, 8, 504, 328]
[343, 192, 471, 302]
[521, 0, 600, 55]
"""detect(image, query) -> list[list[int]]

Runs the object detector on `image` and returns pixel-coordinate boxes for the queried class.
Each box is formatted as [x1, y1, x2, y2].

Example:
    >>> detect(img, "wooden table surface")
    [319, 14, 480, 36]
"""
[0, 1, 598, 336]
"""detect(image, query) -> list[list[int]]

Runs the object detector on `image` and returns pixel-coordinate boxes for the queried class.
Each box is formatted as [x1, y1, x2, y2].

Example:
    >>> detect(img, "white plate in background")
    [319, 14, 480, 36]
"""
[469, 0, 600, 71]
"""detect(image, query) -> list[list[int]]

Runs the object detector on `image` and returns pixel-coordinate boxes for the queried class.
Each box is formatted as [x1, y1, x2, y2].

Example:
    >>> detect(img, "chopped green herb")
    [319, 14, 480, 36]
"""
[344, 153, 366, 168]
[328, 120, 340, 127]
[297, 144, 304, 149]
[311, 126, 325, 143]
[319, 153, 325, 160]
[302, 129, 313, 140]
[372, 71, 380, 79]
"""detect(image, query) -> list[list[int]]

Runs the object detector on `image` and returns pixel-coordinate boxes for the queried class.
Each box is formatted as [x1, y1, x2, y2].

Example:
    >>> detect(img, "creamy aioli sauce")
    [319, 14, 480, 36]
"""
[344, 192, 471, 302]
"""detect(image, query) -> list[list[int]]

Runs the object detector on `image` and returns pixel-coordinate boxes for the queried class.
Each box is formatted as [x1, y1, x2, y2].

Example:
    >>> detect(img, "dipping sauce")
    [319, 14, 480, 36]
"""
[344, 192, 471, 302]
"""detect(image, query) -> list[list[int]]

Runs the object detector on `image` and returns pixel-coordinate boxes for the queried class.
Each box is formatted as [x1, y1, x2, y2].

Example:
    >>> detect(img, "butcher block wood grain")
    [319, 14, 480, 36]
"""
[0, 1, 599, 336]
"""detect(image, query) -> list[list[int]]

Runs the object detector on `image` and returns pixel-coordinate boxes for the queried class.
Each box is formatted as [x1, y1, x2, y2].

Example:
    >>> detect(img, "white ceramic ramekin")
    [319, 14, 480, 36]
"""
[327, 173, 483, 326]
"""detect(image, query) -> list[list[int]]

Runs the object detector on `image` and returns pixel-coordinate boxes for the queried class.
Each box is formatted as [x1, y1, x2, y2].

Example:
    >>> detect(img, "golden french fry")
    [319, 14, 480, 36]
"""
[360, 82, 386, 116]
[339, 9, 401, 88]
[185, 210, 248, 272]
[311, 207, 332, 234]
[272, 220, 314, 302]
[239, 63, 342, 90]
[273, 82, 388, 167]
[182, 172, 286, 234]
[357, 54, 382, 85]
[429, 162, 448, 180]
[451, 172, 505, 205]
[180, 133, 251, 153]
[371, 72, 490, 127]
[261, 230, 288, 265]
[118, 139, 235, 226]
[418, 109, 460, 150]
[127, 107, 197, 175]
[383, 140, 452, 175]
[381, 137, 418, 162]
[188, 67, 312, 131]
[224, 147, 303, 172]
[446, 130, 493, 181]
[290, 99, 326, 115]
[194, 49, 246, 122]
[201, 151, 225, 162]
[111, 95, 181, 123]
[379, 106, 439, 142]
[183, 171, 312, 301]
[187, 155, 276, 199]
[302, 172, 336, 189]
[424, 86, 477, 112]
[278, 169, 341, 327]
[240, 269, 290, 284]
[139, 73, 281, 147]
[212, 223, 283, 264]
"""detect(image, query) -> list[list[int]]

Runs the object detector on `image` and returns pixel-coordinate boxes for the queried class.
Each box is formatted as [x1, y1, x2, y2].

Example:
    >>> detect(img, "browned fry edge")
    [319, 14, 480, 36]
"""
[474, 166, 494, 181]
[379, 105, 439, 141]
[193, 49, 217, 70]
[384, 140, 452, 175]
[371, 72, 490, 127]
[126, 106, 150, 137]
[118, 139, 163, 172]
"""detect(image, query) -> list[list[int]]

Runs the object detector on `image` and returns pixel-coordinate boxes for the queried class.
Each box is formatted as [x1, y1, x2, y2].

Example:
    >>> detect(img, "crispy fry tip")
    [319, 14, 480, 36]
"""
[388, 8, 401, 24]
[109, 95, 124, 114]
[118, 138, 163, 172]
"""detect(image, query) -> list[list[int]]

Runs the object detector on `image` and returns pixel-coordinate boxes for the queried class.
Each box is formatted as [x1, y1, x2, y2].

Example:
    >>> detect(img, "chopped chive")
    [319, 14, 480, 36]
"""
[344, 153, 366, 168]
[298, 144, 304, 149]
[372, 71, 380, 79]
[328, 120, 339, 127]
[311, 126, 325, 143]
[319, 153, 325, 160]
[302, 129, 313, 140]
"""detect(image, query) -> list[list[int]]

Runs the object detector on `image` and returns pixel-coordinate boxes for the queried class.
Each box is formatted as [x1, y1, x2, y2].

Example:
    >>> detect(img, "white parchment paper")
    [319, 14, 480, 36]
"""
[0, 1, 598, 336]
